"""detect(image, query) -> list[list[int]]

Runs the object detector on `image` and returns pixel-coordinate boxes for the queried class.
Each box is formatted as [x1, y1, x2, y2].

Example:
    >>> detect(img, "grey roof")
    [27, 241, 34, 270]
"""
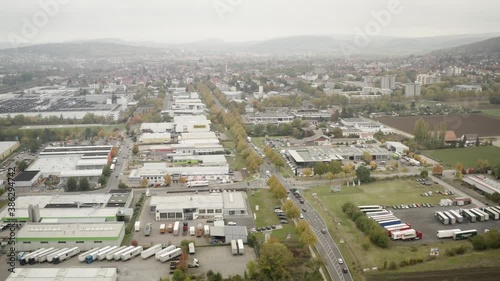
[6, 268, 117, 281]
[224, 225, 248, 236]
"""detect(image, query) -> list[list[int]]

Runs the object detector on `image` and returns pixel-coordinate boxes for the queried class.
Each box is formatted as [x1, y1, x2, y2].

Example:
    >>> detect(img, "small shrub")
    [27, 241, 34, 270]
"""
[388, 261, 397, 270]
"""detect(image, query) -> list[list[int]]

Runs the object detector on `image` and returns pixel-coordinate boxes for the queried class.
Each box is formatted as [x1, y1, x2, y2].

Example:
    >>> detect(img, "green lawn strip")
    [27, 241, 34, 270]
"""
[481, 109, 500, 118]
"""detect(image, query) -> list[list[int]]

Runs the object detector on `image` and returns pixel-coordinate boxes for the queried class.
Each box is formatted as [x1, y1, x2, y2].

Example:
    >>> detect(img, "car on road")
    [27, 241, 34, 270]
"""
[343, 268, 348, 273]
[299, 214, 304, 219]
[227, 222, 237, 226]
[302, 208, 307, 212]
[321, 229, 327, 234]
[338, 258, 344, 264]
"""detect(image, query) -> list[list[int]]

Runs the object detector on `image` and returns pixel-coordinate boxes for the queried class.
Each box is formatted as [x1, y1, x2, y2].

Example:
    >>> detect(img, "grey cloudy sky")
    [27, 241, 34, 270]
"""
[0, 0, 498, 43]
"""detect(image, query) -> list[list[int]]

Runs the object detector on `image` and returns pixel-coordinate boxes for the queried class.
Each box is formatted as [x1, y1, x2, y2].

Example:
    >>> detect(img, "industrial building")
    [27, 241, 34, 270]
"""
[286, 146, 391, 167]
[245, 112, 295, 124]
[139, 132, 172, 144]
[462, 175, 500, 195]
[210, 225, 248, 243]
[143, 143, 225, 158]
[15, 222, 125, 251]
[6, 268, 118, 281]
[0, 191, 133, 223]
[0, 141, 19, 160]
[13, 170, 42, 190]
[140, 122, 174, 133]
[27, 145, 113, 186]
[149, 191, 248, 221]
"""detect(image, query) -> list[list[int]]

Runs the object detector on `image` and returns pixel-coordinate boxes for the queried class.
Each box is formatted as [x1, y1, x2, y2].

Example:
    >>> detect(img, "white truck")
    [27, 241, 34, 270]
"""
[20, 248, 47, 265]
[436, 229, 462, 239]
[189, 226, 196, 236]
[28, 247, 55, 264]
[46, 248, 69, 263]
[121, 246, 143, 261]
[52, 247, 80, 264]
[237, 239, 244, 255]
[141, 244, 163, 259]
[135, 221, 141, 232]
[86, 247, 112, 264]
[188, 242, 195, 255]
[173, 221, 180, 237]
[204, 225, 210, 236]
[38, 248, 61, 263]
[158, 248, 182, 263]
[78, 247, 100, 262]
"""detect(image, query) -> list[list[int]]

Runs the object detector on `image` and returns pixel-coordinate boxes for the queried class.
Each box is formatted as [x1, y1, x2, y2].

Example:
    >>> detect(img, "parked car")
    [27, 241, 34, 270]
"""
[321, 229, 327, 234]
[280, 220, 289, 224]
[338, 258, 344, 264]
[302, 208, 307, 212]
[227, 222, 237, 226]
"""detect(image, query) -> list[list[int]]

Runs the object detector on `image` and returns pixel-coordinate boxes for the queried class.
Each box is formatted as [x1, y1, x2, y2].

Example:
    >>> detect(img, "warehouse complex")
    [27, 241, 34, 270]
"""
[0, 191, 133, 223]
[149, 191, 248, 221]
[27, 145, 113, 187]
[0, 141, 20, 160]
[286, 146, 391, 167]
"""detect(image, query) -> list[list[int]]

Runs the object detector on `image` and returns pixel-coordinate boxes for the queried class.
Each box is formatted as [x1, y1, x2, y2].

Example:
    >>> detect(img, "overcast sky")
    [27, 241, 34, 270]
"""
[0, 0, 499, 44]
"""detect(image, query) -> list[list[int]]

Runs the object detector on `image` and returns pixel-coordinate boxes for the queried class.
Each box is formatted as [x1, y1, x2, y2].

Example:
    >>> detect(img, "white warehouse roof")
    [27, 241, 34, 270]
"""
[6, 268, 117, 281]
[59, 169, 104, 178]
[17, 222, 125, 240]
[151, 193, 224, 211]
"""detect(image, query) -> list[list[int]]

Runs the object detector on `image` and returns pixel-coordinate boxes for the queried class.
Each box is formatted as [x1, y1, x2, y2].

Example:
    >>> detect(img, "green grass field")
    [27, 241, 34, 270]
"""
[247, 189, 296, 241]
[424, 146, 500, 168]
[303, 179, 500, 281]
[481, 109, 500, 118]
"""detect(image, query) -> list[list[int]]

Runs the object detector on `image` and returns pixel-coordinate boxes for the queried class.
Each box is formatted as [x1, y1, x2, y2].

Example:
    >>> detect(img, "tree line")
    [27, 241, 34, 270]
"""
[342, 202, 389, 248]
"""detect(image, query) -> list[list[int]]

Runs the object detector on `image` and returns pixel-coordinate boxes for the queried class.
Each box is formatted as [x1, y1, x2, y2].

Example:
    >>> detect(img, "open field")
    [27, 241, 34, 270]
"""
[247, 188, 296, 241]
[424, 146, 500, 168]
[481, 109, 500, 118]
[302, 179, 500, 281]
[367, 266, 500, 281]
[377, 114, 500, 137]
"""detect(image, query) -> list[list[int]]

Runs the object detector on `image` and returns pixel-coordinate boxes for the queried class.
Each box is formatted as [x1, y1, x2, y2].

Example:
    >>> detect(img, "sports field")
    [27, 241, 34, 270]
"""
[424, 146, 500, 168]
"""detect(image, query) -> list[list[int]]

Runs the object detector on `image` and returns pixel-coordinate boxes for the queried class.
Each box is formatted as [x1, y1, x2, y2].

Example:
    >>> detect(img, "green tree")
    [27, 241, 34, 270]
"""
[332, 127, 343, 138]
[328, 161, 342, 174]
[78, 177, 90, 191]
[356, 166, 372, 183]
[18, 160, 29, 171]
[102, 165, 111, 177]
[66, 177, 78, 192]
[325, 172, 335, 182]
[118, 182, 129, 189]
[313, 162, 328, 178]
[420, 170, 429, 178]
[362, 152, 373, 164]
[256, 241, 293, 280]
[132, 145, 139, 155]
[98, 175, 107, 187]
[282, 200, 300, 219]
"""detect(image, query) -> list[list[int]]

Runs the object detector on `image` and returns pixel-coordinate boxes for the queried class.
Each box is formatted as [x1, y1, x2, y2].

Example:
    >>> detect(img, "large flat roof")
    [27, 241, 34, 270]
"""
[287, 146, 390, 163]
[151, 193, 224, 210]
[0, 141, 19, 155]
[17, 222, 124, 240]
[59, 169, 104, 177]
[28, 155, 82, 175]
[222, 191, 246, 209]
[1, 207, 121, 221]
[180, 132, 217, 140]
[7, 268, 117, 281]
[172, 154, 227, 166]
[13, 194, 112, 208]
[463, 175, 500, 195]
[13, 170, 41, 182]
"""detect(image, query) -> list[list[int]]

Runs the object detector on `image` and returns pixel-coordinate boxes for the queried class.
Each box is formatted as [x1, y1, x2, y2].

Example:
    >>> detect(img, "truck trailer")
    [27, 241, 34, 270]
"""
[237, 239, 244, 255]
[141, 244, 163, 259]
[378, 219, 402, 227]
[46, 248, 69, 263]
[144, 223, 152, 236]
[231, 240, 238, 255]
[173, 221, 180, 236]
[189, 226, 196, 236]
[453, 229, 478, 240]
[97, 246, 118, 261]
[20, 248, 47, 265]
[38, 248, 61, 263]
[436, 229, 462, 239]
[158, 248, 182, 263]
[52, 247, 80, 264]
[386, 224, 411, 236]
[188, 242, 195, 255]
[449, 210, 464, 223]
[105, 246, 127, 261]
[28, 247, 55, 264]
[86, 246, 112, 264]
[113, 246, 135, 261]
[121, 246, 143, 261]
[391, 229, 423, 241]
[155, 245, 177, 259]
[443, 211, 456, 225]
[78, 247, 100, 262]
[168, 224, 174, 233]
[135, 221, 141, 232]
[160, 224, 166, 234]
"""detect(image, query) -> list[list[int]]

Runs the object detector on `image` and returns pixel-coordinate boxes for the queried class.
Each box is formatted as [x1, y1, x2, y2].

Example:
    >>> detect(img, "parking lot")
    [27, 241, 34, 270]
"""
[0, 244, 255, 281]
[391, 205, 500, 243]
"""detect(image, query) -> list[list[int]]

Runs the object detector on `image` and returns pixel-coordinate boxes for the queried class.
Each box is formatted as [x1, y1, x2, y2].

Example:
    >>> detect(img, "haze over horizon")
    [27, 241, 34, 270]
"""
[1, 0, 499, 45]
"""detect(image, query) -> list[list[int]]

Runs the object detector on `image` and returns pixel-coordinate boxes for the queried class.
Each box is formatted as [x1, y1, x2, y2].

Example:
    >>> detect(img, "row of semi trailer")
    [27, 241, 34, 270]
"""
[435, 206, 500, 225]
[358, 205, 423, 241]
[18, 243, 192, 266]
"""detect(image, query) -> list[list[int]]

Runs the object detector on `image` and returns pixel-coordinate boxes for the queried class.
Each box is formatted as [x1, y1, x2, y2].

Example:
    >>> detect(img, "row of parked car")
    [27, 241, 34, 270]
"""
[274, 207, 290, 224]
[393, 203, 434, 209]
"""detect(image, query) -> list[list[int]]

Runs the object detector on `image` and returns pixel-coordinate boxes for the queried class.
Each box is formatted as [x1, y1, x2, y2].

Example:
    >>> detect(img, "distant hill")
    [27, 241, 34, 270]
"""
[431, 36, 500, 56]
[0, 42, 164, 57]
